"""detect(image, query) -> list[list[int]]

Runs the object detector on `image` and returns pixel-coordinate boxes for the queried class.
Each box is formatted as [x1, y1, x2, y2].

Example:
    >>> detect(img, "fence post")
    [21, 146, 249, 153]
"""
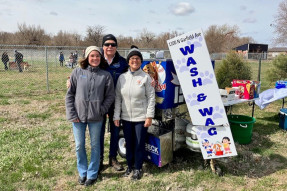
[257, 55, 262, 82]
[45, 46, 50, 93]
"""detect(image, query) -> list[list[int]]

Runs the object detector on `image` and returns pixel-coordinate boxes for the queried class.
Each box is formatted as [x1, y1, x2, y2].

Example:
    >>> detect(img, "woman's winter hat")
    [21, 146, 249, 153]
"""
[102, 34, 117, 46]
[127, 46, 143, 63]
[85, 46, 102, 59]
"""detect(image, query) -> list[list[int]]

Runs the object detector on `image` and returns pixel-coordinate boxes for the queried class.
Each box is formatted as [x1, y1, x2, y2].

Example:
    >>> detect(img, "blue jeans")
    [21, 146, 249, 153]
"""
[100, 107, 119, 160]
[72, 121, 102, 179]
[122, 120, 147, 170]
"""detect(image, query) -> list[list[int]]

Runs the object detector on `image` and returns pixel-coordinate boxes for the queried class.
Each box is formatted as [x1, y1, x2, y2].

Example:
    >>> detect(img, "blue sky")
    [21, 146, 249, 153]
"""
[0, 0, 283, 46]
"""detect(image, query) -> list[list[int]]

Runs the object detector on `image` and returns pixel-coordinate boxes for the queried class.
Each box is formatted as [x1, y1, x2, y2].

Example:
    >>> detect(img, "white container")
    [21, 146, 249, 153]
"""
[186, 123, 201, 152]
[219, 89, 228, 103]
[174, 118, 189, 151]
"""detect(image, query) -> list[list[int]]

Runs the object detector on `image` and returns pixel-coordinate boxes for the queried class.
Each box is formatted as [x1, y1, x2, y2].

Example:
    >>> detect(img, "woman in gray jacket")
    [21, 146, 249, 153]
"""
[66, 46, 114, 186]
[114, 47, 155, 180]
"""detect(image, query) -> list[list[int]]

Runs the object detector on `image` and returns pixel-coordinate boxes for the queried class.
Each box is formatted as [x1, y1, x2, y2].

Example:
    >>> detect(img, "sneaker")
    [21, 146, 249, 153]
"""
[78, 176, 86, 185]
[84, 178, 97, 186]
[122, 167, 133, 177]
[109, 157, 124, 171]
[131, 169, 143, 180]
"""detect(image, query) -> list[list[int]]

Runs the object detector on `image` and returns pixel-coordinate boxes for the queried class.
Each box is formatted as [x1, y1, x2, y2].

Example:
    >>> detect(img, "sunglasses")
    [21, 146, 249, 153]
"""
[103, 43, 117, 47]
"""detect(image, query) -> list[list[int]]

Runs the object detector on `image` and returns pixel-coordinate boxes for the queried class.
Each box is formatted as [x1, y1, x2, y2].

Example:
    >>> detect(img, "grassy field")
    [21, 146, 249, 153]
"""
[0, 60, 287, 191]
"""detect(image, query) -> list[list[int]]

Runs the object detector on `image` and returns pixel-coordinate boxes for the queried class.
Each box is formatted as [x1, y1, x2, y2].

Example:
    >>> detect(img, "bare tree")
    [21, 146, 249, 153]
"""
[52, 30, 82, 46]
[204, 24, 253, 53]
[84, 25, 106, 46]
[155, 31, 181, 49]
[204, 24, 237, 53]
[236, 36, 255, 47]
[138, 28, 156, 48]
[273, 0, 287, 45]
[14, 23, 50, 45]
[117, 35, 135, 48]
[0, 32, 13, 44]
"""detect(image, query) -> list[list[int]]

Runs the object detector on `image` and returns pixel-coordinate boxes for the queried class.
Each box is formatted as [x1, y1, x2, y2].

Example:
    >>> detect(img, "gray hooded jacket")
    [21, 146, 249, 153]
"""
[66, 65, 114, 122]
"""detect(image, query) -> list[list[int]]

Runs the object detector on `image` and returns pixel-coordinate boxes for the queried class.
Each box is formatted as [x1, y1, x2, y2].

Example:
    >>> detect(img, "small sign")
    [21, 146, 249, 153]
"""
[194, 125, 237, 159]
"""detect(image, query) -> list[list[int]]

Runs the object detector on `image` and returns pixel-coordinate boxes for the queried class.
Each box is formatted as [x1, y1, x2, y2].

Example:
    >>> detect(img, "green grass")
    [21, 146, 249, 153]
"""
[0, 59, 287, 190]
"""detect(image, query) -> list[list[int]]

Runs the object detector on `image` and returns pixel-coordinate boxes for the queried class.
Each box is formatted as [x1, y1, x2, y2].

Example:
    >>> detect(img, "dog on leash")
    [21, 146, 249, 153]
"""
[22, 62, 31, 71]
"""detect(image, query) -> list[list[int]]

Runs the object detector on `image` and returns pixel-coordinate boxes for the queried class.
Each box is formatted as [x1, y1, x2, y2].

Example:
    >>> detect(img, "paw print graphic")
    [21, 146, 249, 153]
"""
[200, 70, 214, 85]
[187, 36, 203, 49]
[195, 126, 211, 140]
[175, 57, 189, 73]
[212, 105, 225, 120]
[185, 93, 200, 106]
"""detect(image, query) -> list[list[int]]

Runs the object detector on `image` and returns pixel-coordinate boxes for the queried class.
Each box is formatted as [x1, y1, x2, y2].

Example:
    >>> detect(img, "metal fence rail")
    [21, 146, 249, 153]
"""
[0, 44, 279, 96]
[0, 45, 172, 96]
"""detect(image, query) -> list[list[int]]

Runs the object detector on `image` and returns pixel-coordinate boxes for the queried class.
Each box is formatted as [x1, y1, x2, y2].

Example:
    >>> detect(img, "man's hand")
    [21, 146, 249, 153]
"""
[114, 120, 120, 127]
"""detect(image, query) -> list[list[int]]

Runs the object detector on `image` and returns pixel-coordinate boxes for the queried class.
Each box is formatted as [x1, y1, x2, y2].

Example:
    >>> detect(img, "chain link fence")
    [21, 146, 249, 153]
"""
[0, 45, 172, 96]
[0, 44, 278, 96]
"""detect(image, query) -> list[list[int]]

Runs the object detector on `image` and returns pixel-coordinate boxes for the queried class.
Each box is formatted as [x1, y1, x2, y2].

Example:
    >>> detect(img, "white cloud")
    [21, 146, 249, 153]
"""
[243, 18, 257, 23]
[170, 2, 195, 16]
[50, 11, 58, 16]
[240, 5, 247, 10]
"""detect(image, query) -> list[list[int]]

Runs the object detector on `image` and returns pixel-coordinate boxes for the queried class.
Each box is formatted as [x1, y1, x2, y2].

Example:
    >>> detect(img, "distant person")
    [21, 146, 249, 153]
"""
[59, 52, 65, 67]
[73, 51, 78, 63]
[14, 50, 23, 72]
[69, 52, 75, 68]
[82, 49, 86, 59]
[1, 52, 9, 70]
[114, 46, 155, 180]
[66, 46, 114, 186]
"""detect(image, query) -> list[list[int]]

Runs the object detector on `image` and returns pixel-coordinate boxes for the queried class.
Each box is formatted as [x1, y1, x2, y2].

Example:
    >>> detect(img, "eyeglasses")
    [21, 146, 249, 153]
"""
[103, 43, 117, 47]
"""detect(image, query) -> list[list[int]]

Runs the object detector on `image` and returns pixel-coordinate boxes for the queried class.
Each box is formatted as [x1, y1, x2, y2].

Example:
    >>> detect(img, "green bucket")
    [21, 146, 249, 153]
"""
[227, 115, 256, 144]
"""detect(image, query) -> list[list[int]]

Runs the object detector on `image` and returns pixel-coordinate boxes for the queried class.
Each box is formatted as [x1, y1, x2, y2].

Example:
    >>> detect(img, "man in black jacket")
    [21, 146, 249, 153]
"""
[1, 52, 9, 70]
[100, 34, 128, 172]
[14, 50, 23, 72]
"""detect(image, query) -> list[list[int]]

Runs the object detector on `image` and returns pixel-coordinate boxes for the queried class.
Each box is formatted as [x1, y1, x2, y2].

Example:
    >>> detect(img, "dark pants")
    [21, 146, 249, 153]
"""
[3, 61, 8, 70]
[122, 120, 147, 170]
[100, 104, 120, 160]
[16, 60, 22, 72]
[60, 61, 63, 66]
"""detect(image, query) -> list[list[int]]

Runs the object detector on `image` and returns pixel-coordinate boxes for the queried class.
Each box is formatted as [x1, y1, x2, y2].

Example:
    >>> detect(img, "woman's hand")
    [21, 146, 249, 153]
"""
[66, 77, 71, 88]
[144, 118, 152, 128]
[114, 120, 120, 127]
[72, 118, 80, 123]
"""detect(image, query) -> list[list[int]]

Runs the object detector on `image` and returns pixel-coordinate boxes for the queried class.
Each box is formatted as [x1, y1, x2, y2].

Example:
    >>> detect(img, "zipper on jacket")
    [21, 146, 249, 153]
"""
[86, 72, 93, 122]
[128, 74, 133, 121]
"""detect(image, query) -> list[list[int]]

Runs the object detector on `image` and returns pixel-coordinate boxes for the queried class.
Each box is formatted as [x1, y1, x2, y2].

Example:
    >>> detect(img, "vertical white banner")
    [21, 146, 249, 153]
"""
[167, 29, 227, 126]
[167, 29, 237, 159]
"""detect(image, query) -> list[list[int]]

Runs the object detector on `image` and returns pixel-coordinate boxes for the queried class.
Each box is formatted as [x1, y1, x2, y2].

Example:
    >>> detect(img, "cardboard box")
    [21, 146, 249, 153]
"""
[225, 87, 236, 101]
[232, 80, 255, 99]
